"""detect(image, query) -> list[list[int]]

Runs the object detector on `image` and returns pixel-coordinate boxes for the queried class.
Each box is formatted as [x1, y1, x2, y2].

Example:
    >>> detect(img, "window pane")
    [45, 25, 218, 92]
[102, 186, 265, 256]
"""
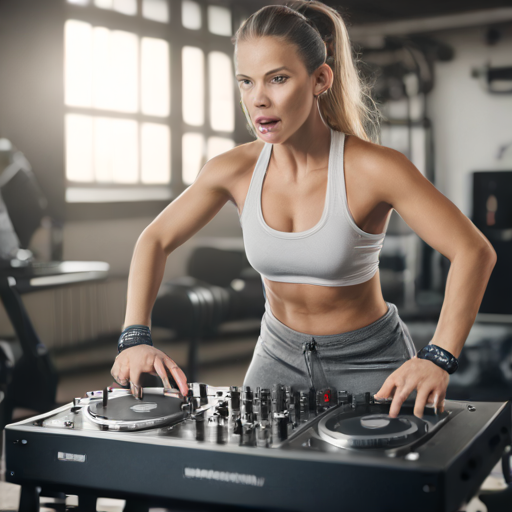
[64, 20, 92, 108]
[207, 5, 231, 36]
[66, 114, 94, 182]
[67, 0, 89, 5]
[207, 136, 234, 160]
[88, 27, 138, 112]
[182, 132, 205, 185]
[209, 51, 234, 132]
[141, 123, 170, 184]
[92, 27, 111, 110]
[111, 119, 138, 183]
[93, 117, 114, 182]
[92, 117, 139, 183]
[94, 0, 112, 8]
[141, 38, 170, 117]
[182, 0, 201, 30]
[113, 0, 137, 15]
[110, 30, 138, 112]
[143, 0, 169, 22]
[182, 46, 204, 126]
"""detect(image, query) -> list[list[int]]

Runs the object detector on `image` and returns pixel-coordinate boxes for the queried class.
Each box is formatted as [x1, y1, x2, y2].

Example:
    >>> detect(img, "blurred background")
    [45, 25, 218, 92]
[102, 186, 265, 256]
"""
[0, 0, 511, 440]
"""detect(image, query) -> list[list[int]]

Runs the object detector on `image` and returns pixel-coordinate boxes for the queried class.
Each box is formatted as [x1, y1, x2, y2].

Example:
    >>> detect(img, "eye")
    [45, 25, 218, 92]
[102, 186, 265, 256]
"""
[239, 79, 250, 86]
[272, 75, 288, 84]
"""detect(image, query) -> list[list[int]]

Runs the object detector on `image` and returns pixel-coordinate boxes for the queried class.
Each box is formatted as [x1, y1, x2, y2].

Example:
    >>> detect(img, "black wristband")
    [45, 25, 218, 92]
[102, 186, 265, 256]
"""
[416, 344, 459, 375]
[118, 324, 153, 354]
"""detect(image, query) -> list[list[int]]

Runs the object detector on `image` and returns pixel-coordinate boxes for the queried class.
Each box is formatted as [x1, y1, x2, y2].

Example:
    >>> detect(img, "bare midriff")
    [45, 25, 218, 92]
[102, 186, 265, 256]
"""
[262, 271, 389, 335]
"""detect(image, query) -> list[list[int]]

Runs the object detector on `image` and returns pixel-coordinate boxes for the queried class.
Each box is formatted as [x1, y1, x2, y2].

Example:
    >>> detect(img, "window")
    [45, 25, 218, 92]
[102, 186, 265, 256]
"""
[64, 0, 239, 204]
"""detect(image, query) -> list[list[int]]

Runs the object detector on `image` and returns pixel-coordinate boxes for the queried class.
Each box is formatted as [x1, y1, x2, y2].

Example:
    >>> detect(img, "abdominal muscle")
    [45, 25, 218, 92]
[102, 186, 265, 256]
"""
[262, 272, 389, 336]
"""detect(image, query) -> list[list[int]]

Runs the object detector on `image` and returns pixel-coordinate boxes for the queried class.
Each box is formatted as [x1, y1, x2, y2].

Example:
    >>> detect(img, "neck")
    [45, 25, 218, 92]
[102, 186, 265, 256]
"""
[271, 112, 332, 180]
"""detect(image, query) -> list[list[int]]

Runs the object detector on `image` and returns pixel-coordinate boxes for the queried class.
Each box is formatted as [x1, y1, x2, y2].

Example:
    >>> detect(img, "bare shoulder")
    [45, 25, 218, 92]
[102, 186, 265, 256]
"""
[197, 139, 264, 203]
[344, 133, 425, 205]
[345, 133, 410, 175]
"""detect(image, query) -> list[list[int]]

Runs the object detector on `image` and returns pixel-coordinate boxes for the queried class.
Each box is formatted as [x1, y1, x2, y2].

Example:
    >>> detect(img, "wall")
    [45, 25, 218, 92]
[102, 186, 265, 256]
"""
[428, 24, 512, 216]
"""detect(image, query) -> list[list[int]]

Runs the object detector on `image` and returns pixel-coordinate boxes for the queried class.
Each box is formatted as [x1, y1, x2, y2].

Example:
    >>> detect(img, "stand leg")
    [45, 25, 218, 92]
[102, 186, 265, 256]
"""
[123, 499, 149, 512]
[78, 494, 97, 512]
[19, 485, 41, 512]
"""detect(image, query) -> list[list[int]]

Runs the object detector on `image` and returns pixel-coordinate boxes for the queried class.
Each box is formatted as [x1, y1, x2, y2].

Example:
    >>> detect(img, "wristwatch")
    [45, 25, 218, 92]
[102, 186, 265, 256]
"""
[416, 344, 459, 374]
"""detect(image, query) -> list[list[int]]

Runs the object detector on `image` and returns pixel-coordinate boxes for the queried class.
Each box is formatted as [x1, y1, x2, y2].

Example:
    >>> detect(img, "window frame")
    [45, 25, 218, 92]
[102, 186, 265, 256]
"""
[63, 0, 252, 221]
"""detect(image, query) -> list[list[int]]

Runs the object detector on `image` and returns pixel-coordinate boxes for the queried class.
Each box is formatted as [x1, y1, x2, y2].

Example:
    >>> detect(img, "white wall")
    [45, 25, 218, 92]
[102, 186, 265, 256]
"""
[428, 25, 512, 215]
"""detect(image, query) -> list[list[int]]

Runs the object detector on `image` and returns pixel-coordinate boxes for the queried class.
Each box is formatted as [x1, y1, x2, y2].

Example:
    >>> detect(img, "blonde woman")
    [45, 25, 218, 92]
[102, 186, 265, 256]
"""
[111, 1, 496, 419]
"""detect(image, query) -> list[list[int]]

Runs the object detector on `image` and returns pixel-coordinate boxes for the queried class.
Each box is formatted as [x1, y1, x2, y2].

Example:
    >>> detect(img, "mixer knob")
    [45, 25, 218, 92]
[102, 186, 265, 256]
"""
[230, 386, 241, 412]
[273, 411, 290, 441]
[208, 415, 219, 426]
[216, 401, 229, 418]
[256, 420, 271, 447]
[338, 390, 350, 404]
[233, 417, 242, 435]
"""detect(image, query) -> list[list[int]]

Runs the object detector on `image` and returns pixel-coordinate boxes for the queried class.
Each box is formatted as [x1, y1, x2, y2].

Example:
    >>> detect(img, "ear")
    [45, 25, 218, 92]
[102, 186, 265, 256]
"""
[313, 63, 333, 96]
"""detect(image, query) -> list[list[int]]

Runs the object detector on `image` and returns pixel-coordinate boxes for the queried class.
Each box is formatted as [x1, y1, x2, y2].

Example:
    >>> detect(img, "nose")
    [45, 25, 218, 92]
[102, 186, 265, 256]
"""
[250, 83, 270, 110]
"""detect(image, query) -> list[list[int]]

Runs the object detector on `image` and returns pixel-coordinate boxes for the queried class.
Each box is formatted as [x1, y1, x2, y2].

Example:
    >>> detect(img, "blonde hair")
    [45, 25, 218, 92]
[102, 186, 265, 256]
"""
[232, 0, 381, 143]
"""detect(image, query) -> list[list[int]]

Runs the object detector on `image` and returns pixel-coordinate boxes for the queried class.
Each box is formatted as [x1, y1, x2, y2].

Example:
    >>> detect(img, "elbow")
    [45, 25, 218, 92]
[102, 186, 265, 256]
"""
[475, 240, 497, 274]
[138, 224, 169, 256]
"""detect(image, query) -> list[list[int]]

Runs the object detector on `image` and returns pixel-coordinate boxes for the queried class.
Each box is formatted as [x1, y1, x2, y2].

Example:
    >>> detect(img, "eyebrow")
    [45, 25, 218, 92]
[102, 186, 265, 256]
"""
[235, 66, 291, 79]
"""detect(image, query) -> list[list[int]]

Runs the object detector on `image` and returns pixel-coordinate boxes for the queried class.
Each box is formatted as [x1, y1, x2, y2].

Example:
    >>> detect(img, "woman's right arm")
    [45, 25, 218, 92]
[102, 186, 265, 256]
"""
[110, 153, 239, 396]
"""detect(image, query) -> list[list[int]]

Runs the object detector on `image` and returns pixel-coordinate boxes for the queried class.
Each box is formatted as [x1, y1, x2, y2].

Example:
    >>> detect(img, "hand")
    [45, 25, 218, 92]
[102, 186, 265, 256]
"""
[374, 356, 449, 418]
[111, 345, 189, 396]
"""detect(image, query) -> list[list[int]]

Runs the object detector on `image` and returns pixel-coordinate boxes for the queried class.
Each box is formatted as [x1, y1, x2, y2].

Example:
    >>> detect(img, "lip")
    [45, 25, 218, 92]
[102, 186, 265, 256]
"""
[254, 116, 281, 124]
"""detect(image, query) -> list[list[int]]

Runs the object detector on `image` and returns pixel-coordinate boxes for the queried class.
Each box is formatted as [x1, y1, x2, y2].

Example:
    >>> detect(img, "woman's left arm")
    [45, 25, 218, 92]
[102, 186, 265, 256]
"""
[369, 147, 497, 418]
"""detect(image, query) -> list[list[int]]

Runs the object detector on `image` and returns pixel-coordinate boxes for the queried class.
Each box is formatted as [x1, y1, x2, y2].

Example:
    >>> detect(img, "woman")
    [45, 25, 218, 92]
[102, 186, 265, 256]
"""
[111, 1, 496, 420]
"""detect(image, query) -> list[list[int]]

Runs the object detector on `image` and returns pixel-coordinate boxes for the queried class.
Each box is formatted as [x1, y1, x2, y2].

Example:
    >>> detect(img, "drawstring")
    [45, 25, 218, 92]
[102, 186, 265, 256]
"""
[302, 339, 317, 391]
[302, 338, 330, 392]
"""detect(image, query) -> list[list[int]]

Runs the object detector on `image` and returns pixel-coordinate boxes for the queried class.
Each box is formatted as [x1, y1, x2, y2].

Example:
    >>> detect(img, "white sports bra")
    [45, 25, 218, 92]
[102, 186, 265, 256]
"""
[238, 127, 387, 287]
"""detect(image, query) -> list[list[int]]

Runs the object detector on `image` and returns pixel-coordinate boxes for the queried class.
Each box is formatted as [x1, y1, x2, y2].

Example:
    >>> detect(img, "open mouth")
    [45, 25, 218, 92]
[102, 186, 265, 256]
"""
[257, 120, 280, 133]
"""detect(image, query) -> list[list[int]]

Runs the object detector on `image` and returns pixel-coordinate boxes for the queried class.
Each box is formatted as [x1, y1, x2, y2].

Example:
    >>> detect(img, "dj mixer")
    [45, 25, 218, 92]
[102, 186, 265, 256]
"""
[5, 383, 512, 512]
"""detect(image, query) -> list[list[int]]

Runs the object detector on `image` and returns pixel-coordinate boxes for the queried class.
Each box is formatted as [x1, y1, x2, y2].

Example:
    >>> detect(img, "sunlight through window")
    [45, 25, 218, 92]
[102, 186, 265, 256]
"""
[207, 136, 235, 160]
[65, 20, 93, 108]
[182, 0, 201, 30]
[182, 46, 204, 126]
[142, 0, 169, 22]
[209, 51, 234, 132]
[141, 123, 171, 184]
[141, 38, 170, 117]
[182, 132, 205, 185]
[207, 5, 232, 36]
[66, 114, 94, 182]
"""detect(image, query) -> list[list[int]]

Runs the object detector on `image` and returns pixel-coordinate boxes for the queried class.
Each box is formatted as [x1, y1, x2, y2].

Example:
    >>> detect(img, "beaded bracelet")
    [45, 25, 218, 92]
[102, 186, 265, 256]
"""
[416, 344, 459, 375]
[117, 324, 154, 354]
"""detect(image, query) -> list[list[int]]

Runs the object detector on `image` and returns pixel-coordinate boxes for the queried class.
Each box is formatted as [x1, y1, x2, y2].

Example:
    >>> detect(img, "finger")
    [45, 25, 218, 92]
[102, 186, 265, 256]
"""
[154, 357, 172, 390]
[414, 388, 431, 418]
[438, 392, 446, 413]
[129, 368, 142, 398]
[388, 385, 413, 418]
[164, 358, 188, 395]
[374, 378, 396, 400]
[114, 364, 130, 387]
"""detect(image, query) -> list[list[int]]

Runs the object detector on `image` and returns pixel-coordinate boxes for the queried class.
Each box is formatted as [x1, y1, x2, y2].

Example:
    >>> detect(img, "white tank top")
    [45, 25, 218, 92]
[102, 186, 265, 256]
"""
[238, 127, 387, 287]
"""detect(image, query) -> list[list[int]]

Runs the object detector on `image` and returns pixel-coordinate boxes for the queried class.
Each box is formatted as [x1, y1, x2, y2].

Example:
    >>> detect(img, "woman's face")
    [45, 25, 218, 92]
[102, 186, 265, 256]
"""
[235, 36, 326, 142]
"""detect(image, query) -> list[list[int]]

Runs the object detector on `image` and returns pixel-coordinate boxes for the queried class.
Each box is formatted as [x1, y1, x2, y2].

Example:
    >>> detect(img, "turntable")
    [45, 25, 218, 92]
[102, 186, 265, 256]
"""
[5, 383, 511, 512]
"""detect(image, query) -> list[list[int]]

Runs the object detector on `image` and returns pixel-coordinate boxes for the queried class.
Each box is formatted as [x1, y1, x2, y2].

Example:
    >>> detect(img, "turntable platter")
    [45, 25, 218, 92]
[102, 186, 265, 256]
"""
[318, 411, 428, 449]
[85, 392, 185, 431]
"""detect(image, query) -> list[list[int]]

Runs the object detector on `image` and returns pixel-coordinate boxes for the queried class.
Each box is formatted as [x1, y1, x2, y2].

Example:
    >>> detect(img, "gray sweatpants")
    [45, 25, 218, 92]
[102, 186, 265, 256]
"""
[243, 281, 416, 395]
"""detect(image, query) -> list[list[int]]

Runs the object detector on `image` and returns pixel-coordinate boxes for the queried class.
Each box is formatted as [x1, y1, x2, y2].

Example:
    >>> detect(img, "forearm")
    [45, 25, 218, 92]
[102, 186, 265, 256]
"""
[430, 245, 496, 357]
[123, 228, 168, 329]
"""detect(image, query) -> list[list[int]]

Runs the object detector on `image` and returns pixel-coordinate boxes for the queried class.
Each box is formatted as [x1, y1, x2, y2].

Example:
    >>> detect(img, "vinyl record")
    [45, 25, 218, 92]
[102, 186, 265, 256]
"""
[318, 412, 428, 449]
[85, 392, 185, 431]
